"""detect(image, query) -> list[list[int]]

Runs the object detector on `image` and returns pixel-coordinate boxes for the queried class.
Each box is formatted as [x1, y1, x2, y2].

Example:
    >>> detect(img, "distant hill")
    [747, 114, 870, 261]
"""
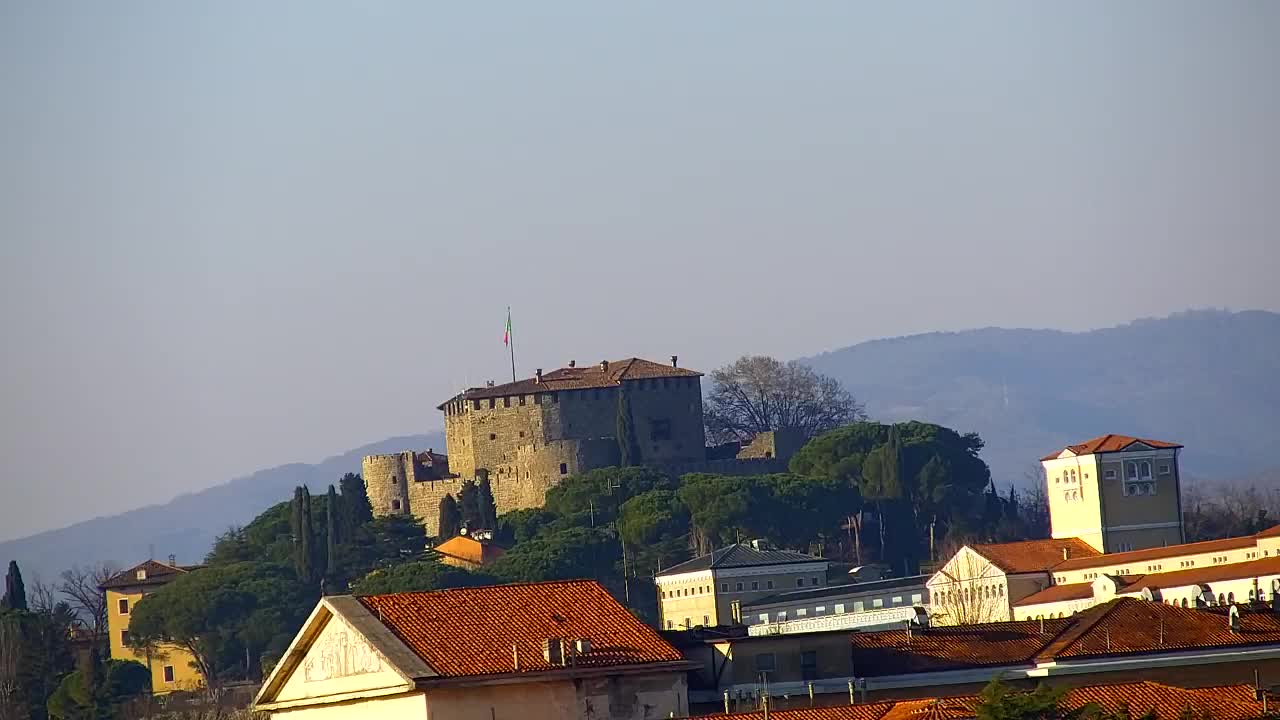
[803, 309, 1280, 486]
[0, 433, 443, 582]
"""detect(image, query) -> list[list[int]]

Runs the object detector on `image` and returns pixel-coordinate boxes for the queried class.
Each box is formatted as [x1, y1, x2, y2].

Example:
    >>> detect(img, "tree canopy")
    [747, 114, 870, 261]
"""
[703, 355, 866, 443]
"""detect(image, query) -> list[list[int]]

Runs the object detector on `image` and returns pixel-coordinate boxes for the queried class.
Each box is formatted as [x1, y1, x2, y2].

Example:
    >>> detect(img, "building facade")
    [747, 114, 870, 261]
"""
[741, 575, 931, 628]
[1041, 434, 1185, 553]
[654, 544, 830, 629]
[100, 559, 204, 693]
[253, 580, 693, 720]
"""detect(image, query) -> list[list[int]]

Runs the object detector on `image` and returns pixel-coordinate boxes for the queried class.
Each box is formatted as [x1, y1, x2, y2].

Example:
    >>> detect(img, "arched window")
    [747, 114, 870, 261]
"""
[1181, 598, 1188, 608]
[1140, 461, 1152, 478]
[1219, 593, 1227, 605]
[1228, 592, 1235, 604]
[1127, 462, 1138, 480]
[1250, 588, 1257, 601]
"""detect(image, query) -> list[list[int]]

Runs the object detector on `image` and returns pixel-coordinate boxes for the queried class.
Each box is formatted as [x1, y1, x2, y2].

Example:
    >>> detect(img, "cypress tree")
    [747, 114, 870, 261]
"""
[300, 486, 316, 584]
[458, 480, 482, 530]
[338, 473, 373, 537]
[326, 484, 339, 582]
[438, 495, 462, 539]
[477, 477, 498, 530]
[617, 391, 641, 467]
[2, 560, 26, 611]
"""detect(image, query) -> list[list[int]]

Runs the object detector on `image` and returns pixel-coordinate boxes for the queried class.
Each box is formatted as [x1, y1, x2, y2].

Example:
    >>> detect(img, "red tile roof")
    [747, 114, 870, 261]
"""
[357, 580, 685, 678]
[1053, 534, 1257, 572]
[849, 618, 1073, 675]
[965, 538, 1100, 574]
[697, 682, 1263, 720]
[1040, 434, 1182, 461]
[1012, 582, 1095, 607]
[1124, 554, 1280, 593]
[439, 357, 701, 407]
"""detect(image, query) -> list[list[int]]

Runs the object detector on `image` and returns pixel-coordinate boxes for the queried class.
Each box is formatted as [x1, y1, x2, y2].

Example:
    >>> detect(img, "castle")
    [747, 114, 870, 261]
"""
[363, 357, 797, 535]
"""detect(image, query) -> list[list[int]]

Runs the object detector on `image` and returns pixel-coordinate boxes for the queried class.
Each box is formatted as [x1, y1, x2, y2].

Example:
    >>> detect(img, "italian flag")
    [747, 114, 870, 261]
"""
[503, 309, 512, 346]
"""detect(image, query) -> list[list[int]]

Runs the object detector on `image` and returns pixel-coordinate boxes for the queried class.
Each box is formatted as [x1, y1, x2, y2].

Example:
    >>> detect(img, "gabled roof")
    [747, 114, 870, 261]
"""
[850, 617, 1073, 675]
[99, 559, 200, 590]
[356, 580, 685, 677]
[1011, 581, 1094, 607]
[434, 535, 506, 566]
[1040, 434, 1182, 461]
[657, 544, 825, 577]
[964, 537, 1099, 574]
[1053, 534, 1257, 572]
[439, 358, 701, 407]
[700, 682, 1265, 720]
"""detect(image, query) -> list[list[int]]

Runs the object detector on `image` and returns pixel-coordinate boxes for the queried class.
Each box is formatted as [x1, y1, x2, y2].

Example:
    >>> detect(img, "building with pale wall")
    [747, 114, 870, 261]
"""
[1041, 434, 1185, 553]
[100, 559, 205, 693]
[253, 580, 693, 720]
[654, 543, 829, 630]
[364, 357, 795, 536]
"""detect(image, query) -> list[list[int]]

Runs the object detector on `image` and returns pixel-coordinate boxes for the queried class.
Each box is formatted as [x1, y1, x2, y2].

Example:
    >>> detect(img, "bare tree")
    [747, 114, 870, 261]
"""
[928, 550, 1009, 626]
[703, 355, 866, 444]
[26, 575, 58, 613]
[58, 562, 118, 639]
[0, 617, 23, 720]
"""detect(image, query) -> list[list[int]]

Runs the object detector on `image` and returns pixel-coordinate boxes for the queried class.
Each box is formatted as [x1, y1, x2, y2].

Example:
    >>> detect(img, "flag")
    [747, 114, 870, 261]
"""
[503, 309, 512, 346]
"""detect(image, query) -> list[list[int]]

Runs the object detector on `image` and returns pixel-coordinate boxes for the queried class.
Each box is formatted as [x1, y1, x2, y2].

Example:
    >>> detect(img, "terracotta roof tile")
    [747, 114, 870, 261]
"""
[1053, 535, 1257, 572]
[850, 618, 1072, 675]
[967, 537, 1100, 574]
[1255, 524, 1280, 539]
[1042, 598, 1280, 660]
[439, 358, 701, 407]
[1124, 554, 1280, 593]
[356, 580, 684, 678]
[434, 535, 506, 566]
[696, 682, 1263, 720]
[1040, 434, 1182, 461]
[1012, 582, 1095, 607]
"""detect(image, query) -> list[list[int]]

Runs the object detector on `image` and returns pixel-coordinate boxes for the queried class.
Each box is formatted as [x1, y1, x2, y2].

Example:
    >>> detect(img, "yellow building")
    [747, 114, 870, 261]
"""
[1041, 434, 1185, 553]
[253, 580, 692, 720]
[653, 542, 829, 629]
[99, 559, 205, 693]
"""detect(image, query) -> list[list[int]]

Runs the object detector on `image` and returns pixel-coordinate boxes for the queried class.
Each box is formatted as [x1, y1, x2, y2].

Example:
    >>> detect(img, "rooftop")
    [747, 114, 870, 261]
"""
[355, 579, 685, 678]
[1053, 533, 1260, 571]
[438, 357, 701, 407]
[658, 544, 825, 577]
[1040, 434, 1182, 461]
[1124, 554, 1280, 593]
[698, 682, 1265, 720]
[1011, 581, 1095, 607]
[961, 537, 1099, 575]
[745, 575, 930, 609]
[99, 559, 200, 590]
[433, 534, 506, 566]
[847, 598, 1280, 676]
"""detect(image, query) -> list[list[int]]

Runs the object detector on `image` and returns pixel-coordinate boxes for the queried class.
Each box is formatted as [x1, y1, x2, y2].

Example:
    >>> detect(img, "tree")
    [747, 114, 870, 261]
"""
[458, 480, 482, 530]
[46, 655, 148, 720]
[325, 485, 340, 589]
[976, 678, 1070, 720]
[617, 390, 641, 467]
[437, 495, 462, 539]
[0, 615, 21, 720]
[703, 355, 866, 444]
[350, 560, 496, 596]
[57, 564, 118, 642]
[477, 477, 498, 530]
[677, 474, 755, 555]
[337, 473, 374, 540]
[291, 486, 317, 585]
[2, 562, 26, 611]
[617, 490, 691, 575]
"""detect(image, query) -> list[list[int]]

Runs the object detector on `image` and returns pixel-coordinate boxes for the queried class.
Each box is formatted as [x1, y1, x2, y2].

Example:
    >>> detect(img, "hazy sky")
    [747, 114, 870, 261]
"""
[2, 2, 1278, 541]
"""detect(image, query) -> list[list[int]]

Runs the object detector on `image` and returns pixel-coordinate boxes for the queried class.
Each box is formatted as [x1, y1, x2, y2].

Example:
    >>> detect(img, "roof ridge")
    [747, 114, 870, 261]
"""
[1034, 598, 1127, 662]
[354, 578, 597, 599]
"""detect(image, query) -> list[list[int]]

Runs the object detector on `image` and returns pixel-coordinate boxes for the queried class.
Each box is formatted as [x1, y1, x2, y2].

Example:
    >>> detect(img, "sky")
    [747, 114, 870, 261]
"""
[2, 2, 1278, 541]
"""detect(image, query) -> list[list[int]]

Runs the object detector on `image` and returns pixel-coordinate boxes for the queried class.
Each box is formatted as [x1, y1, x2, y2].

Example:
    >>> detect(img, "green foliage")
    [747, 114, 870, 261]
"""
[488, 527, 617, 583]
[496, 508, 558, 544]
[677, 474, 755, 551]
[458, 480, 482, 529]
[617, 391, 641, 467]
[47, 657, 149, 720]
[350, 560, 496, 595]
[477, 478, 498, 530]
[337, 472, 374, 539]
[617, 490, 692, 575]
[291, 486, 318, 586]
[2, 604, 78, 720]
[976, 679, 1070, 720]
[325, 485, 339, 585]
[2, 560, 27, 611]
[127, 562, 313, 688]
[542, 466, 676, 525]
[438, 494, 462, 539]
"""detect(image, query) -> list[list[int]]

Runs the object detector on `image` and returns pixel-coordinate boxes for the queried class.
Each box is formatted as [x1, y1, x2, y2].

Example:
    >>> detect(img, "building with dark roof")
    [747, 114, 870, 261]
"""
[655, 542, 831, 630]
[254, 580, 694, 719]
[99, 559, 205, 693]
[741, 575, 932, 632]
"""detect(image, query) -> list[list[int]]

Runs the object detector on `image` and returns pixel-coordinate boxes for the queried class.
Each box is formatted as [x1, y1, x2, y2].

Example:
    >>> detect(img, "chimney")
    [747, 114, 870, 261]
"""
[168, 554, 176, 567]
[671, 355, 678, 368]
[512, 643, 520, 671]
[486, 380, 495, 388]
[600, 360, 609, 372]
[535, 368, 543, 384]
[542, 638, 565, 666]
[568, 360, 576, 368]
[1230, 604, 1242, 633]
[1063, 547, 1070, 561]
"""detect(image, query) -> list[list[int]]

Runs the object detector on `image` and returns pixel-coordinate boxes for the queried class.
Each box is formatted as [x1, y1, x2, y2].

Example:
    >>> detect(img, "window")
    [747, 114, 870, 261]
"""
[391, 475, 398, 485]
[559, 463, 568, 475]
[835, 603, 846, 614]
[488, 399, 495, 409]
[811, 577, 820, 586]
[853, 601, 864, 612]
[755, 653, 776, 673]
[1127, 462, 1138, 480]
[800, 650, 818, 681]
[1140, 461, 1152, 478]
[503, 397, 511, 408]
[736, 582, 744, 592]
[721, 583, 729, 592]
[796, 578, 804, 587]
[767, 580, 774, 590]
[892, 596, 903, 606]
[666, 620, 673, 629]
[751, 581, 759, 590]
[911, 594, 923, 604]
[684, 617, 691, 628]
[120, 630, 130, 646]
[391, 499, 401, 511]
[660, 591, 666, 599]
[1159, 464, 1170, 475]
[796, 609, 807, 617]
[1105, 469, 1117, 480]
[703, 615, 709, 626]
[118, 598, 129, 615]
[650, 419, 672, 442]
[759, 613, 770, 623]
[163, 665, 175, 683]
[489, 433, 497, 440]
[872, 598, 883, 608]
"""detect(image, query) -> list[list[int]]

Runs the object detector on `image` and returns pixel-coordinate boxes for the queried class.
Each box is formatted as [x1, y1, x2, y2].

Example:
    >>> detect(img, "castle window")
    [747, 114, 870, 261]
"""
[392, 500, 401, 511]
[519, 431, 525, 438]
[473, 400, 481, 410]
[519, 395, 526, 405]
[488, 399, 496, 409]
[489, 433, 497, 440]
[503, 397, 511, 408]
[559, 463, 568, 475]
[391, 475, 398, 485]
[534, 394, 542, 405]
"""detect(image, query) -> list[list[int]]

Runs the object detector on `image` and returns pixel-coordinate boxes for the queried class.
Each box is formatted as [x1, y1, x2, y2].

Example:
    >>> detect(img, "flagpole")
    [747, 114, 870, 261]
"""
[507, 307, 517, 383]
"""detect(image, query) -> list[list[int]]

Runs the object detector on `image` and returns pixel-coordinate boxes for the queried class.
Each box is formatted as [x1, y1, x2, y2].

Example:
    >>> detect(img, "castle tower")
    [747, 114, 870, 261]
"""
[1040, 434, 1185, 554]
